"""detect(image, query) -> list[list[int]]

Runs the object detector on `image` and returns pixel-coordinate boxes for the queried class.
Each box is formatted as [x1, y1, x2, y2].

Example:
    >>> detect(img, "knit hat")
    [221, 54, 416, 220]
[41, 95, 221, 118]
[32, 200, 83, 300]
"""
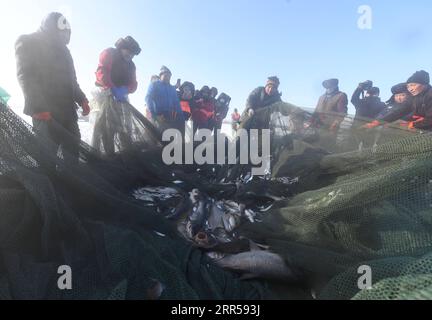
[407, 70, 430, 85]
[266, 76, 280, 88]
[115, 36, 141, 55]
[322, 79, 339, 89]
[159, 65, 172, 77]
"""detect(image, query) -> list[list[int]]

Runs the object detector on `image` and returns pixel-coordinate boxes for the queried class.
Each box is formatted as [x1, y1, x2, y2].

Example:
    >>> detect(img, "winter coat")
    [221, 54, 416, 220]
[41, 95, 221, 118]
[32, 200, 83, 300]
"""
[145, 81, 184, 121]
[15, 31, 87, 121]
[379, 85, 432, 130]
[191, 98, 215, 128]
[313, 90, 348, 129]
[352, 87, 387, 121]
[245, 87, 282, 113]
[95, 48, 138, 93]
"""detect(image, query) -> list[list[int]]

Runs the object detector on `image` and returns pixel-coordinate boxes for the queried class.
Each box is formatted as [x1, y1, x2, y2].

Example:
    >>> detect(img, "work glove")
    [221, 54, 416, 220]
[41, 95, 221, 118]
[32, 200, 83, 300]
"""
[80, 100, 90, 116]
[33, 112, 52, 121]
[408, 116, 425, 130]
[248, 109, 255, 117]
[362, 120, 381, 130]
[111, 86, 129, 102]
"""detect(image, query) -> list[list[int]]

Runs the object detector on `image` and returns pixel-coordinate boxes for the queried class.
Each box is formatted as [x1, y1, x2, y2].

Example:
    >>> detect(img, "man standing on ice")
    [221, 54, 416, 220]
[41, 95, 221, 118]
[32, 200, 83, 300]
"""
[146, 66, 184, 134]
[243, 76, 283, 120]
[311, 79, 348, 150]
[15, 12, 90, 165]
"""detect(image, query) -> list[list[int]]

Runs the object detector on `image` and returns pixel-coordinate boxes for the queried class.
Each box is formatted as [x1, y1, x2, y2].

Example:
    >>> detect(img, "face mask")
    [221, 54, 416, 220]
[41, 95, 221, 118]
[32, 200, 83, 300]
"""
[57, 15, 71, 31]
[326, 88, 336, 95]
[41, 14, 71, 45]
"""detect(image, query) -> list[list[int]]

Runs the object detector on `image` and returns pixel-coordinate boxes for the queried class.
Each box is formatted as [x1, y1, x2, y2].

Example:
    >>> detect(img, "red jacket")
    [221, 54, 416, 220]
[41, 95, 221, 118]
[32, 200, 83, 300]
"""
[192, 99, 215, 126]
[95, 48, 138, 93]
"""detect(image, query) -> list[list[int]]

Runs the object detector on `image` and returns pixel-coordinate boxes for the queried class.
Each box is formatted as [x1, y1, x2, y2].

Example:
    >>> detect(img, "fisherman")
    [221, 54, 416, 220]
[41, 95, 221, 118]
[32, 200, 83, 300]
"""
[363, 71, 432, 131]
[214, 93, 231, 132]
[178, 81, 195, 121]
[363, 83, 412, 129]
[350, 81, 386, 149]
[91, 36, 141, 155]
[146, 66, 184, 133]
[351, 81, 386, 127]
[243, 76, 282, 119]
[15, 12, 90, 165]
[191, 86, 216, 131]
[95, 36, 141, 102]
[231, 108, 241, 135]
[210, 87, 219, 101]
[311, 79, 348, 150]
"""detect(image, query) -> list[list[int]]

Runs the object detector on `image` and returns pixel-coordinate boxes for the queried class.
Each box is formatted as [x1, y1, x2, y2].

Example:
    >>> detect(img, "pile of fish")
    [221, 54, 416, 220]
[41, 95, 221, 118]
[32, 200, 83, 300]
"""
[134, 186, 267, 244]
[132, 177, 304, 284]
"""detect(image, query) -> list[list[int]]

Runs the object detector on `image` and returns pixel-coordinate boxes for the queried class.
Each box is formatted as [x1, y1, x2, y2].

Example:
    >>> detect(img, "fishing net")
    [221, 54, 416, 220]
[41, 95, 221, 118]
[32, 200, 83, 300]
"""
[0, 100, 268, 300]
[1, 97, 432, 300]
[89, 89, 162, 156]
[237, 102, 432, 300]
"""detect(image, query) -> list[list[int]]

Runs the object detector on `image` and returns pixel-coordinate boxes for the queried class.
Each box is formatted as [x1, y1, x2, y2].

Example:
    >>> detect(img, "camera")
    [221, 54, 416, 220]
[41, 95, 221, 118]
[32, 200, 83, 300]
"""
[360, 80, 373, 90]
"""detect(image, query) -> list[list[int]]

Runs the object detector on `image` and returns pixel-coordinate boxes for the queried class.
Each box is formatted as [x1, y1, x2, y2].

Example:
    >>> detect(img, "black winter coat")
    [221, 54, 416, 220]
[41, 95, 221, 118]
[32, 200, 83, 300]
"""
[351, 87, 386, 121]
[15, 31, 87, 122]
[246, 87, 282, 112]
[379, 86, 432, 130]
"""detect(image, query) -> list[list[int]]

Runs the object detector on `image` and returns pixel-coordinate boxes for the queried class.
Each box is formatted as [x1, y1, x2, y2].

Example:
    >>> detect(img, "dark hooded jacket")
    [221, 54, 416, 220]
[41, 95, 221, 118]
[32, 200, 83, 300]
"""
[245, 87, 282, 113]
[379, 85, 432, 130]
[351, 87, 386, 122]
[15, 16, 86, 122]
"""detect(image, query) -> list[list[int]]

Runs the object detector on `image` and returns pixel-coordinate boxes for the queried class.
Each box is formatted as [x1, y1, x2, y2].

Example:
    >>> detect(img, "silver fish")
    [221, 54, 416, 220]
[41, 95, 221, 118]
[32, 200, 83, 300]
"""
[214, 250, 299, 282]
[244, 209, 257, 223]
[186, 189, 211, 237]
[206, 252, 226, 261]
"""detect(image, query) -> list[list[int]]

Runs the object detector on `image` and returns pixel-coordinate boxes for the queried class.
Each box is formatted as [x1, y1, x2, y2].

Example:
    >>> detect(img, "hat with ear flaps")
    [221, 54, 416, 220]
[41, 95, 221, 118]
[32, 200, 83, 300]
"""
[386, 83, 410, 104]
[115, 36, 141, 55]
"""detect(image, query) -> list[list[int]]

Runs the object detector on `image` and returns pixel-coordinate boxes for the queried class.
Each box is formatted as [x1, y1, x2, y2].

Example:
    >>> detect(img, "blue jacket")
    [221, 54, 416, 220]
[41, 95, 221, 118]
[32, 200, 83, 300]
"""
[146, 81, 184, 120]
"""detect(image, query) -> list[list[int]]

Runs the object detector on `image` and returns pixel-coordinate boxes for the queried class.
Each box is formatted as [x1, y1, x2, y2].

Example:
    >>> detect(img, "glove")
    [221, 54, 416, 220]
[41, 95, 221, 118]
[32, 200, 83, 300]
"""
[362, 120, 381, 130]
[329, 121, 340, 133]
[248, 109, 255, 117]
[80, 100, 90, 116]
[408, 116, 425, 130]
[33, 112, 52, 121]
[111, 86, 129, 102]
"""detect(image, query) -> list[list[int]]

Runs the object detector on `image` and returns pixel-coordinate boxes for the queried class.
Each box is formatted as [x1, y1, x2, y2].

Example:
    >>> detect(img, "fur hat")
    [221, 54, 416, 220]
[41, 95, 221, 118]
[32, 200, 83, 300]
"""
[115, 36, 141, 55]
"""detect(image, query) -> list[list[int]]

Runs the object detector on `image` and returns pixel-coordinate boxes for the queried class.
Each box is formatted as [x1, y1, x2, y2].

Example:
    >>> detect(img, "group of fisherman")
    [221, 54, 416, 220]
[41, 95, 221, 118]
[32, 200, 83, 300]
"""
[13, 12, 432, 162]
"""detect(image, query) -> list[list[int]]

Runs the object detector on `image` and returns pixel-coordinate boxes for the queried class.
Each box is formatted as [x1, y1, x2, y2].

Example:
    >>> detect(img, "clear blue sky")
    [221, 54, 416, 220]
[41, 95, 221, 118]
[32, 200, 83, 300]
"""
[0, 0, 431, 118]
